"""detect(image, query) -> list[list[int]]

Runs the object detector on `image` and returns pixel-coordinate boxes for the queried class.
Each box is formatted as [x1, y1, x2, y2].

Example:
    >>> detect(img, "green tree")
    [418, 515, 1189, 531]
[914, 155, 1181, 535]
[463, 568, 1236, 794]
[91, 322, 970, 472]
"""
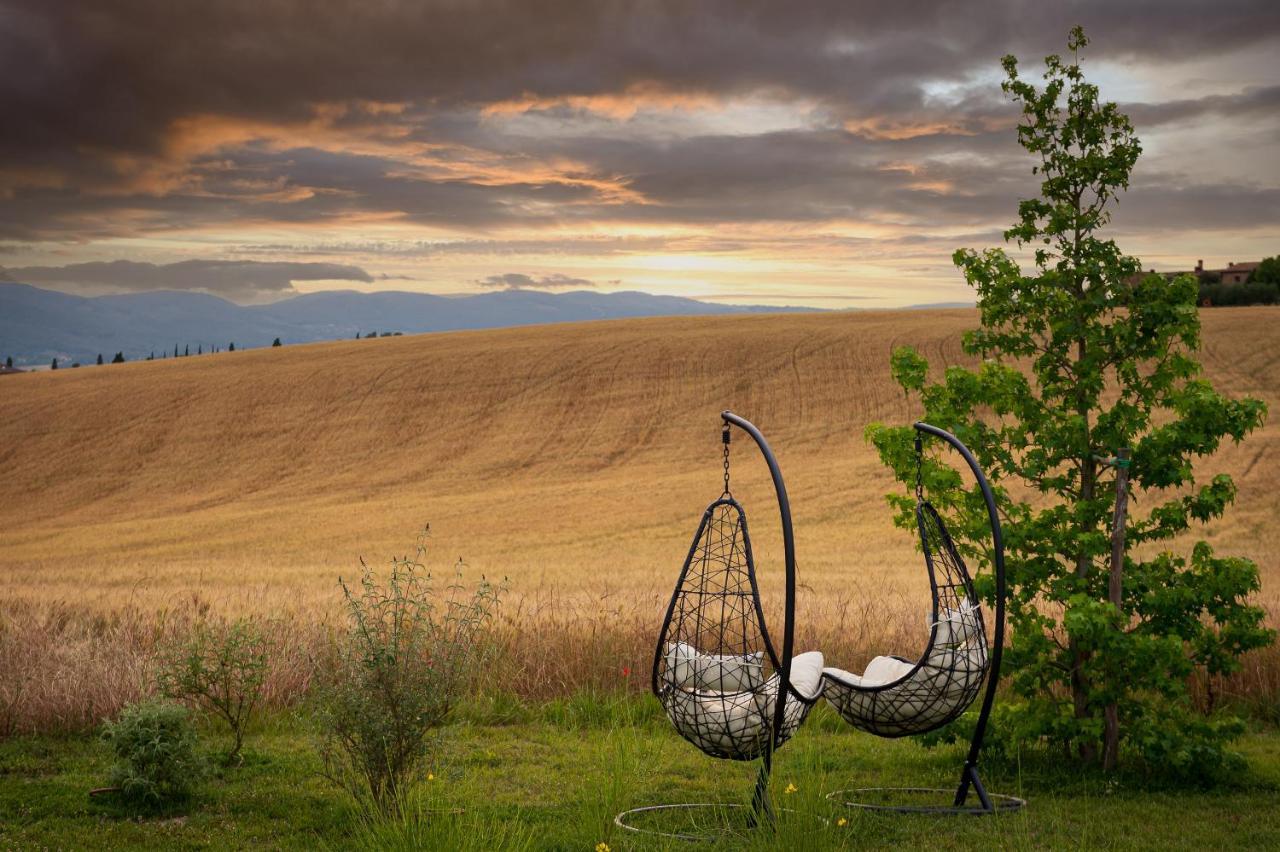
[50, 358, 57, 370]
[97, 353, 104, 365]
[229, 342, 235, 352]
[1247, 255, 1279, 285]
[272, 337, 282, 347]
[869, 27, 1271, 777]
[4, 356, 11, 369]
[112, 351, 125, 363]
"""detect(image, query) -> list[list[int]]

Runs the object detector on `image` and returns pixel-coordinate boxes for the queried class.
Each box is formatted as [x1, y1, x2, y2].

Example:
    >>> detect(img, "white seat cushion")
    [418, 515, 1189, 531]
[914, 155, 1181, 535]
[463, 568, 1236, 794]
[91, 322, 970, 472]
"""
[664, 642, 766, 693]
[823, 655, 916, 688]
[786, 651, 825, 699]
[932, 602, 982, 645]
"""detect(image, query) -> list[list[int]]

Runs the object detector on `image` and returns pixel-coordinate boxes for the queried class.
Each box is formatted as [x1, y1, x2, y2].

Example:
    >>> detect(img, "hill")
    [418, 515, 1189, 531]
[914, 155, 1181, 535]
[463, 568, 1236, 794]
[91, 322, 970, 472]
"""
[0, 282, 812, 366]
[0, 308, 1276, 617]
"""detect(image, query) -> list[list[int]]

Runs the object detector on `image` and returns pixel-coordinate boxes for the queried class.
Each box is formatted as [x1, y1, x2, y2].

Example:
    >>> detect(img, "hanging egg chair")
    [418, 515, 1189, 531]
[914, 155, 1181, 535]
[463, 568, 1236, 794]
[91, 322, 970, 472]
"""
[822, 422, 1024, 814]
[616, 411, 825, 841]
[653, 494, 823, 762]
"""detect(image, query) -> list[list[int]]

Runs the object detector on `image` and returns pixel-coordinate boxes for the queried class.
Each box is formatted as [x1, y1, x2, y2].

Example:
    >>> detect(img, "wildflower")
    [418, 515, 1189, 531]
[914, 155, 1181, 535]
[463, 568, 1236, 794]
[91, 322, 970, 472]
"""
[621, 666, 632, 677]
[427, 773, 435, 781]
[784, 782, 797, 795]
[596, 844, 611, 852]
[837, 817, 848, 827]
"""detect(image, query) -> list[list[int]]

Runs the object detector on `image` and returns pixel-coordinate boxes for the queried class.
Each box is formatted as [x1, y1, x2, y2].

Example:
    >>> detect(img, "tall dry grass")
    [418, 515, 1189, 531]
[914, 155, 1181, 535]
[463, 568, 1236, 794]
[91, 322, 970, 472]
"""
[0, 596, 322, 736]
[3, 590, 1275, 735]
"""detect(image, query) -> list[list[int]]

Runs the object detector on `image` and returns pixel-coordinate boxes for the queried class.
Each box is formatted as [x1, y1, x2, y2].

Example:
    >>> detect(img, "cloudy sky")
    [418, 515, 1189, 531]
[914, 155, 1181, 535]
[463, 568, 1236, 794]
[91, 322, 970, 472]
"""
[1, 1, 1277, 307]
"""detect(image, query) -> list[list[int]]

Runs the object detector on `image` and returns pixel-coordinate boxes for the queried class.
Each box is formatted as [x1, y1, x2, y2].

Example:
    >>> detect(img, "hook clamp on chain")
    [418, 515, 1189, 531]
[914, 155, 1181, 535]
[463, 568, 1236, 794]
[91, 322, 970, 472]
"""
[722, 423, 732, 496]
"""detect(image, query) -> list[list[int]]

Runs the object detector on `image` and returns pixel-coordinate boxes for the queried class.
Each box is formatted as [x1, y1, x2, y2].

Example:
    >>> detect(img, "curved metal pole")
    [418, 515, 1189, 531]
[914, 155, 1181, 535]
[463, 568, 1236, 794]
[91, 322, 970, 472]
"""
[721, 410, 797, 825]
[913, 422, 1005, 811]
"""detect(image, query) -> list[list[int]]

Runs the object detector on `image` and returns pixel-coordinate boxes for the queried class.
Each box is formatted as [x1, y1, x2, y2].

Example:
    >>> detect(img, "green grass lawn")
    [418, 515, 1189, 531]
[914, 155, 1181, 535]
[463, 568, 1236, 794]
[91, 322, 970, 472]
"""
[2, 695, 1278, 850]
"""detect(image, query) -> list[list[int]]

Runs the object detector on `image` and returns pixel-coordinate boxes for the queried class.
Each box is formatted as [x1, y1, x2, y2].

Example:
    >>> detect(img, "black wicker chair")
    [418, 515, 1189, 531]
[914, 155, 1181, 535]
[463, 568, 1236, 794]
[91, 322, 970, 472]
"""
[821, 422, 1023, 814]
[615, 411, 823, 840]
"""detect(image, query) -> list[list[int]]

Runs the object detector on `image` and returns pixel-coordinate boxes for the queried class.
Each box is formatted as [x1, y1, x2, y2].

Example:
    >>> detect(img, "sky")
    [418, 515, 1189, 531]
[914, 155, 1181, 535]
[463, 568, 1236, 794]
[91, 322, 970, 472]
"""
[1, 1, 1277, 308]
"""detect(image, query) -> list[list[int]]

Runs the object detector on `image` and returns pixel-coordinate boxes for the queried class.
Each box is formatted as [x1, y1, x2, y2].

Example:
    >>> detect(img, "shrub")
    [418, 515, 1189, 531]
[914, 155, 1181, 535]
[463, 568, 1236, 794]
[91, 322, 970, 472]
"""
[158, 616, 268, 762]
[100, 701, 205, 808]
[314, 531, 503, 815]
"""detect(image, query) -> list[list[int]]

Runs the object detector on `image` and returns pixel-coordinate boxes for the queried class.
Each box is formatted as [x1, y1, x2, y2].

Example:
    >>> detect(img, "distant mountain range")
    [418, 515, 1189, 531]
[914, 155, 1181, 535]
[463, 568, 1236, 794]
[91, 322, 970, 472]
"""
[0, 283, 815, 366]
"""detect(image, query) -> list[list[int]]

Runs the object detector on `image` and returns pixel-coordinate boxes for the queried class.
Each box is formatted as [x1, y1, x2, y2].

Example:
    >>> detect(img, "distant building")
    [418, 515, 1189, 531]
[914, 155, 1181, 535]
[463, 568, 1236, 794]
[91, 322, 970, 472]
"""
[1183, 259, 1260, 284]
[1203, 260, 1260, 285]
[1133, 259, 1262, 286]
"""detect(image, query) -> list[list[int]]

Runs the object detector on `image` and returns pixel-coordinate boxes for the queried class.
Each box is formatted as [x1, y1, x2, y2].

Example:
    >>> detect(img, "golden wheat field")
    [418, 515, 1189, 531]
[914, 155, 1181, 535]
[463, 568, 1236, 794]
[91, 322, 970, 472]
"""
[1, 308, 1278, 729]
[3, 307, 1278, 604]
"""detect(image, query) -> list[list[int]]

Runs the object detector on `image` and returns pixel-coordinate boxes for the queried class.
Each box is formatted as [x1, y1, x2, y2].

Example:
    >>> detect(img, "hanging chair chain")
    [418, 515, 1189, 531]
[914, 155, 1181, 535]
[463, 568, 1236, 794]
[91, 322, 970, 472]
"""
[722, 423, 732, 497]
[914, 434, 924, 499]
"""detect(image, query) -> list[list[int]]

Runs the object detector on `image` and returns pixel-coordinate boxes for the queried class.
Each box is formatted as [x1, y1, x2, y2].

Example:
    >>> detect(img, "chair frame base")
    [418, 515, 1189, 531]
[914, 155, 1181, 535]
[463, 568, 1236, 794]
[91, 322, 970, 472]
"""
[613, 802, 826, 842]
[826, 786, 1025, 816]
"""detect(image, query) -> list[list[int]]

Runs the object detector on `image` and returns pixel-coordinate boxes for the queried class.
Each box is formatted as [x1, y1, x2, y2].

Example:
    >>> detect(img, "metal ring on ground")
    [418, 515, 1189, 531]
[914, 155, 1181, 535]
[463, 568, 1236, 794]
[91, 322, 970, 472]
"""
[826, 787, 1026, 815]
[614, 803, 826, 842]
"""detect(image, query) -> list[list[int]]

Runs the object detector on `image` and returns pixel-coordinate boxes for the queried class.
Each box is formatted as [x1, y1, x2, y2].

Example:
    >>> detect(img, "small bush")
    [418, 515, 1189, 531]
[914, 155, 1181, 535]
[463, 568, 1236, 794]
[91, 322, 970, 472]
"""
[314, 531, 504, 816]
[100, 701, 205, 808]
[158, 616, 268, 762]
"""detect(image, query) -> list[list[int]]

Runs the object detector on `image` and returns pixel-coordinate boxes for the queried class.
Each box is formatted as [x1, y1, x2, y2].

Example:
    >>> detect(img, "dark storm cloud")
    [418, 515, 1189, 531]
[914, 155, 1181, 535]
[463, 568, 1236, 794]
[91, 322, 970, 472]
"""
[1111, 181, 1280, 233]
[476, 273, 597, 290]
[0, 0, 1277, 244]
[1125, 85, 1280, 128]
[0, 259, 374, 301]
[4, 0, 1278, 161]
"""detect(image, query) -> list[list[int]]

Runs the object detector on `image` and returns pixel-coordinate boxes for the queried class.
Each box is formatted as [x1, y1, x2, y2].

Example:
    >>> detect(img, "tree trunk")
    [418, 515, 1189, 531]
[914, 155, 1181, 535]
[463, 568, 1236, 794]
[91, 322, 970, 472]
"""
[1072, 452, 1097, 762]
[1103, 449, 1130, 771]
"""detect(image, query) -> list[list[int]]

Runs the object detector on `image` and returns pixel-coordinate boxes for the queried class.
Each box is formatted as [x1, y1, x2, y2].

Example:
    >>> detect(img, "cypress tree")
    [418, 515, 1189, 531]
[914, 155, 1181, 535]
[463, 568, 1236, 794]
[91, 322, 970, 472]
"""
[4, 356, 11, 368]
[272, 337, 282, 347]
[96, 353, 104, 365]
[112, 352, 125, 363]
[50, 358, 58, 370]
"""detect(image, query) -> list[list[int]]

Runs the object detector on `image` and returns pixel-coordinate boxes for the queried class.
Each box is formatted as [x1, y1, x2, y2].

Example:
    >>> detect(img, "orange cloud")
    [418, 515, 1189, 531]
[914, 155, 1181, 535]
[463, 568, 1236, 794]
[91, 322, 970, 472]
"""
[482, 83, 720, 120]
[70, 101, 649, 209]
[844, 113, 1013, 140]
